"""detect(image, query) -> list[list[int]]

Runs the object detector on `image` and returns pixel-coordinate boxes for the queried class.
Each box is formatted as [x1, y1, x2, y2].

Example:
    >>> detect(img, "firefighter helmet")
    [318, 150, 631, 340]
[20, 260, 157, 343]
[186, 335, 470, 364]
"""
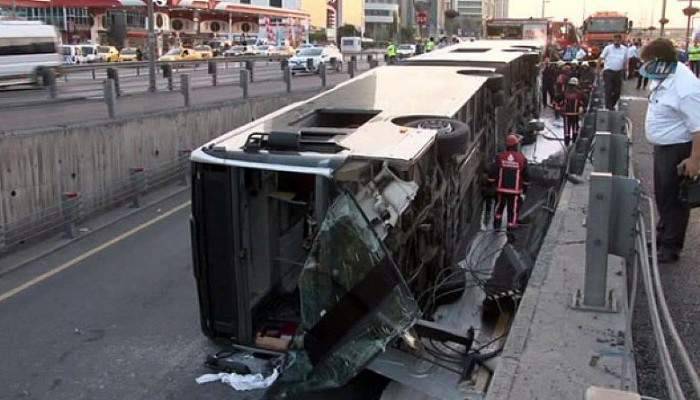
[568, 77, 580, 86]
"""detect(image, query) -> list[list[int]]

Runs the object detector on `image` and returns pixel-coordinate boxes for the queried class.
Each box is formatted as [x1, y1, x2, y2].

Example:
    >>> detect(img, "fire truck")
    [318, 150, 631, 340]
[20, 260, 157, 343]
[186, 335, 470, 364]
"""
[485, 18, 578, 49]
[582, 11, 633, 58]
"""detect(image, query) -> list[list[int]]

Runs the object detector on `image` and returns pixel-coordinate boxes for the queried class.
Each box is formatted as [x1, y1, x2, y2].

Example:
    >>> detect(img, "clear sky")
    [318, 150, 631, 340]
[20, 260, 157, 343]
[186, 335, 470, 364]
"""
[509, 0, 698, 29]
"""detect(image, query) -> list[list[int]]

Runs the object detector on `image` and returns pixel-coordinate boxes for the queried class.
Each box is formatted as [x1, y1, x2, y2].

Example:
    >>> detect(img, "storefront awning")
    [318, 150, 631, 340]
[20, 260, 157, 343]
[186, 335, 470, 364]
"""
[0, 0, 49, 8]
[213, 2, 309, 18]
[48, 0, 121, 7]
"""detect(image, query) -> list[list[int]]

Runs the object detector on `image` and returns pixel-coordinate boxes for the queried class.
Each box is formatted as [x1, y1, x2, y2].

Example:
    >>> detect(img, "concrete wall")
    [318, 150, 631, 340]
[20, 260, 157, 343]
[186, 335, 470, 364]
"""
[0, 90, 319, 228]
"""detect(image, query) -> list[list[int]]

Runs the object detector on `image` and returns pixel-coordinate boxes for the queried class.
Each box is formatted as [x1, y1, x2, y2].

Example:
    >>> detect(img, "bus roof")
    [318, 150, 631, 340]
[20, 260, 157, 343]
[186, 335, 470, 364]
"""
[192, 65, 490, 173]
[0, 21, 59, 39]
[407, 40, 542, 64]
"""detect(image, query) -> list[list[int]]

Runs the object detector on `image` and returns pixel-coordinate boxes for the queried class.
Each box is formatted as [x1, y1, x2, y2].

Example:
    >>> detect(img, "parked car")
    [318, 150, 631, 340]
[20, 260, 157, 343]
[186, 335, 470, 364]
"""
[255, 45, 274, 57]
[0, 20, 62, 87]
[295, 43, 314, 54]
[193, 45, 213, 59]
[397, 44, 417, 58]
[61, 45, 87, 64]
[118, 47, 139, 62]
[207, 40, 231, 56]
[288, 46, 343, 74]
[271, 45, 295, 57]
[223, 45, 246, 57]
[79, 44, 99, 63]
[96, 45, 119, 62]
[158, 47, 201, 62]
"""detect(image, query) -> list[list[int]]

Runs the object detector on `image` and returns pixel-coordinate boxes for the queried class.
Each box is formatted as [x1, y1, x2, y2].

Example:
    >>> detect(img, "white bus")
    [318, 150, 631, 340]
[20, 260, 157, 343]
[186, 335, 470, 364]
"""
[0, 20, 62, 87]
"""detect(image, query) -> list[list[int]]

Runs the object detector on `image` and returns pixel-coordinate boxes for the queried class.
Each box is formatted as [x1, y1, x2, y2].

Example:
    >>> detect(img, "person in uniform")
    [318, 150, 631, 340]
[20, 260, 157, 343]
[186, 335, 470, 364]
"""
[489, 134, 529, 231]
[688, 39, 700, 78]
[598, 34, 628, 110]
[641, 38, 700, 263]
[562, 77, 585, 146]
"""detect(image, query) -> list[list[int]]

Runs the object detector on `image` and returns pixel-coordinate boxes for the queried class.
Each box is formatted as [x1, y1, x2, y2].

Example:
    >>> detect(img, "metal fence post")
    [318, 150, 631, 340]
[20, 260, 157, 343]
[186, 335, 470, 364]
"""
[0, 224, 5, 253]
[280, 59, 288, 71]
[369, 59, 378, 69]
[129, 167, 145, 208]
[349, 59, 356, 78]
[103, 78, 117, 118]
[91, 68, 96, 80]
[181, 74, 191, 107]
[136, 66, 141, 76]
[284, 66, 292, 93]
[240, 69, 249, 99]
[45, 68, 57, 99]
[208, 60, 217, 86]
[306, 58, 314, 73]
[106, 67, 120, 97]
[62, 192, 80, 239]
[319, 62, 327, 87]
[245, 60, 254, 82]
[178, 149, 191, 186]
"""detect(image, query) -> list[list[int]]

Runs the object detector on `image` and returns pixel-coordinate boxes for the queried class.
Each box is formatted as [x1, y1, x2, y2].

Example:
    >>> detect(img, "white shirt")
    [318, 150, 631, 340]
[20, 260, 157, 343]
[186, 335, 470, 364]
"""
[627, 45, 639, 59]
[645, 63, 700, 145]
[575, 48, 587, 60]
[600, 44, 628, 71]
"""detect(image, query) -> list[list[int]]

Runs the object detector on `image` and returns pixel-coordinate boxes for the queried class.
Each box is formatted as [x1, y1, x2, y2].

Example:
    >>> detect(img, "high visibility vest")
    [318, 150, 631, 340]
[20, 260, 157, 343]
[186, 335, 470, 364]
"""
[689, 46, 700, 62]
[387, 45, 397, 57]
[426, 41, 435, 52]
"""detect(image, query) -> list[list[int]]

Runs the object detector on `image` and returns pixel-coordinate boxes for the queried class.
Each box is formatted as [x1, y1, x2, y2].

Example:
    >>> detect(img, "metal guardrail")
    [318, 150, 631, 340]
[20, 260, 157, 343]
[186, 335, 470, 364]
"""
[0, 152, 190, 253]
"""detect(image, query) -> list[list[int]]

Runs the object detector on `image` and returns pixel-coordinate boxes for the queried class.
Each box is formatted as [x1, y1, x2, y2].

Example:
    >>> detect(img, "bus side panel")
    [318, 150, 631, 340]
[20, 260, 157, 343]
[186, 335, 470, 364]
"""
[191, 162, 251, 341]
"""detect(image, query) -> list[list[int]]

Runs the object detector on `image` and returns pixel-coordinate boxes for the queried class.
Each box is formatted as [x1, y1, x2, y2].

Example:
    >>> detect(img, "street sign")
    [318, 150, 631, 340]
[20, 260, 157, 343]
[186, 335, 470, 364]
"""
[416, 11, 428, 26]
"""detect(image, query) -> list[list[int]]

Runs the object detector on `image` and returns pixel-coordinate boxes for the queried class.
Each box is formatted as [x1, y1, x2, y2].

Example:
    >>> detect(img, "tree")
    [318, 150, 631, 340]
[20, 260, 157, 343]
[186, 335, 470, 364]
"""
[309, 29, 326, 44]
[337, 24, 360, 38]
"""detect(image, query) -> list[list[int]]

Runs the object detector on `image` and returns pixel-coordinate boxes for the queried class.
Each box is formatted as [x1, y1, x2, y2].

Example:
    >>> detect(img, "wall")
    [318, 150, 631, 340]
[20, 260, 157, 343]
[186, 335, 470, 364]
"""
[300, 0, 327, 29]
[0, 90, 320, 228]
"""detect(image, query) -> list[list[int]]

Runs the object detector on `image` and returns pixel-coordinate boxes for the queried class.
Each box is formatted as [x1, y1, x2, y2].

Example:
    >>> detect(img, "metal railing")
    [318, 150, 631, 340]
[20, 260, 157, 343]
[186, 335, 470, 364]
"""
[0, 152, 190, 253]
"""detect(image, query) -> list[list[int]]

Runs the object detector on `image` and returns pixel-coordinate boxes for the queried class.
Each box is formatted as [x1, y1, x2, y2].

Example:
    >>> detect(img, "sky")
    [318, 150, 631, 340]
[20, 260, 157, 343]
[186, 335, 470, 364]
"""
[509, 0, 698, 29]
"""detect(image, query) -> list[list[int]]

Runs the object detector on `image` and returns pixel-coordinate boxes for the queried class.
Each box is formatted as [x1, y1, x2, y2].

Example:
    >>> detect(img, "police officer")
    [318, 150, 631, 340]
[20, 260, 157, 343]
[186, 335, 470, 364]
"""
[688, 39, 700, 78]
[490, 134, 529, 230]
[426, 37, 435, 52]
[386, 41, 397, 65]
[641, 38, 700, 263]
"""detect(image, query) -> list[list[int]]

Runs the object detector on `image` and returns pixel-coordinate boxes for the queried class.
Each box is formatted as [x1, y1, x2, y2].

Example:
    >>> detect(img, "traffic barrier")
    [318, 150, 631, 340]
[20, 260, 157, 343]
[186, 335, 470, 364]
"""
[91, 68, 96, 80]
[106, 67, 120, 97]
[319, 63, 327, 87]
[284, 66, 292, 93]
[593, 132, 630, 176]
[369, 59, 379, 69]
[44, 69, 57, 99]
[103, 78, 117, 119]
[240, 69, 249, 99]
[306, 58, 314, 72]
[349, 59, 356, 78]
[280, 59, 289, 70]
[61, 192, 80, 239]
[181, 74, 191, 107]
[129, 168, 146, 208]
[208, 60, 218, 87]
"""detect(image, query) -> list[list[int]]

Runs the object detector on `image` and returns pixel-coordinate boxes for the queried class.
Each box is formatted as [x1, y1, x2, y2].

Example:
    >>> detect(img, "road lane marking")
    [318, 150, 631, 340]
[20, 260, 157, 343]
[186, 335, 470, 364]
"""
[0, 201, 191, 304]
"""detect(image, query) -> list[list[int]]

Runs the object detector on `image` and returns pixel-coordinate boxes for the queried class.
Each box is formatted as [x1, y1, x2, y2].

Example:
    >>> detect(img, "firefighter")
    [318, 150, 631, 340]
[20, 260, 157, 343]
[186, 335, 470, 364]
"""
[490, 134, 529, 230]
[562, 77, 585, 146]
[386, 42, 398, 65]
[553, 62, 571, 119]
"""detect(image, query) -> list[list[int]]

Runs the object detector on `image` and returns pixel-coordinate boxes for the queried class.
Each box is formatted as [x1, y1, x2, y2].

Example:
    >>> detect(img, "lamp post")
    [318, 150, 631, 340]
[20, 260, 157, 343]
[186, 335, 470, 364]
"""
[147, 0, 156, 93]
[660, 0, 669, 36]
[683, 0, 699, 51]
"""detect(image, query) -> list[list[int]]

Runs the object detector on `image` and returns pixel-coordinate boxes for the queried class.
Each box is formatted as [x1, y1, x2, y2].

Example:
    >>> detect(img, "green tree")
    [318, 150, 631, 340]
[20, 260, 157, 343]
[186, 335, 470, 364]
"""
[308, 29, 326, 44]
[337, 23, 360, 38]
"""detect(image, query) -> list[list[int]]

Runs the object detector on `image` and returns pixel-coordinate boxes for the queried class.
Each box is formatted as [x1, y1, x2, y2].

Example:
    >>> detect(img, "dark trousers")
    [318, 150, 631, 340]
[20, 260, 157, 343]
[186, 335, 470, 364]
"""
[563, 114, 580, 146]
[690, 61, 700, 78]
[637, 74, 648, 90]
[494, 193, 522, 229]
[653, 142, 692, 253]
[542, 82, 555, 106]
[603, 69, 623, 110]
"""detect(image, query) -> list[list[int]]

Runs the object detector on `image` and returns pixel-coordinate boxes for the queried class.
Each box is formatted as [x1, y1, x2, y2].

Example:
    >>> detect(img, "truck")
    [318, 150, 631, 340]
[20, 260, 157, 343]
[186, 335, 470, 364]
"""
[582, 11, 633, 58]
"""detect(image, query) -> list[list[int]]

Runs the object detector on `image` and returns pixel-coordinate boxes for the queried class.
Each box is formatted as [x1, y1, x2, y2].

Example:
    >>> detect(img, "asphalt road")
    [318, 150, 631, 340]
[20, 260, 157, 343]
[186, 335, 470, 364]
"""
[0, 61, 373, 133]
[624, 81, 700, 399]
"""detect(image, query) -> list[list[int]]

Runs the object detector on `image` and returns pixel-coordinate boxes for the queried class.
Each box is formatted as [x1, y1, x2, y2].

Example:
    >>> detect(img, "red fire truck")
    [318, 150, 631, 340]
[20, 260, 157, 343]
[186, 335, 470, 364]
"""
[581, 11, 633, 58]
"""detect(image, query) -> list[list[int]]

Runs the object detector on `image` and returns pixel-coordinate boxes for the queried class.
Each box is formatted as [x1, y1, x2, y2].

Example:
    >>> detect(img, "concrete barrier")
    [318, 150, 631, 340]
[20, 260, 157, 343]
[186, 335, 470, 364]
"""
[0, 90, 321, 228]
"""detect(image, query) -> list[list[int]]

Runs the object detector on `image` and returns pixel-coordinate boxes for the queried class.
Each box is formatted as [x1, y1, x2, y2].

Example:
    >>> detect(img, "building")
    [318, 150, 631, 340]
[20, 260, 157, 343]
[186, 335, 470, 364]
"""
[364, 0, 399, 41]
[445, 0, 494, 36]
[300, 0, 363, 33]
[0, 0, 310, 50]
[494, 0, 507, 18]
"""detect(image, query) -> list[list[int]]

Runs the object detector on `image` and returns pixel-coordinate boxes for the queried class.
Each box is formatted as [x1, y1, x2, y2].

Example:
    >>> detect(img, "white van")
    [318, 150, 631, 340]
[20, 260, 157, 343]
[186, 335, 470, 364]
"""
[62, 45, 87, 64]
[78, 44, 99, 63]
[340, 36, 362, 53]
[0, 20, 62, 87]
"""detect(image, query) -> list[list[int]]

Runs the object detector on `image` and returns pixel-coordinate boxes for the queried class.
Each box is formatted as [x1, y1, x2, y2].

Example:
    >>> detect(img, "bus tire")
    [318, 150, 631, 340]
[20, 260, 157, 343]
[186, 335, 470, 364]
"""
[405, 118, 470, 160]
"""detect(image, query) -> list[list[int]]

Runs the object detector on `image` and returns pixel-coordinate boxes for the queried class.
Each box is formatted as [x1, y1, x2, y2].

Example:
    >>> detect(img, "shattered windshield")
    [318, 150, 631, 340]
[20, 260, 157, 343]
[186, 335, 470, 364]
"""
[270, 192, 419, 397]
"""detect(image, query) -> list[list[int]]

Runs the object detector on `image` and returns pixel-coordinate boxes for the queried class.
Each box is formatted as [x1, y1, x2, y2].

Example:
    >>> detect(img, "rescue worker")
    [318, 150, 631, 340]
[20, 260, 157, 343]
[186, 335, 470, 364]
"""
[562, 77, 585, 146]
[386, 42, 398, 65]
[542, 57, 558, 108]
[689, 39, 700, 78]
[426, 37, 435, 52]
[490, 134, 529, 230]
[553, 62, 571, 119]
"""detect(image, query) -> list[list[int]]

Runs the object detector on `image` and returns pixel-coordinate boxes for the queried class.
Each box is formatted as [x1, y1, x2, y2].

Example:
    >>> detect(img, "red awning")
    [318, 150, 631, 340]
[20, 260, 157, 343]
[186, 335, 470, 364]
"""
[49, 0, 120, 7]
[0, 0, 50, 7]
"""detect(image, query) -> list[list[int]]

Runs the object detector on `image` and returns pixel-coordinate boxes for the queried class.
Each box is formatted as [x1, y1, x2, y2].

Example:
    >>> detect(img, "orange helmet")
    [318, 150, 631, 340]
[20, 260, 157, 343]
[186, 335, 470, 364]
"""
[506, 134, 520, 147]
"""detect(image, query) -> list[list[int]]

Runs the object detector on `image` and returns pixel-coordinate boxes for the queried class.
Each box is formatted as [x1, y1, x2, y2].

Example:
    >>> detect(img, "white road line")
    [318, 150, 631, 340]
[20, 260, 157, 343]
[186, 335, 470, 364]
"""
[0, 201, 191, 304]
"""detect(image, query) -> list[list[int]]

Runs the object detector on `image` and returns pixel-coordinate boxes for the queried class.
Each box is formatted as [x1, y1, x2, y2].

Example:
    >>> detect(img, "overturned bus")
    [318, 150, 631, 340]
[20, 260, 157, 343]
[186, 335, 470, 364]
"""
[189, 41, 562, 398]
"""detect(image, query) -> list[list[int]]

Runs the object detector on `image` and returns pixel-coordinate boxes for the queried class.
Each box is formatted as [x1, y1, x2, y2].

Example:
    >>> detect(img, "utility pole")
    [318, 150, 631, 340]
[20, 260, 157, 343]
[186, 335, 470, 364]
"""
[541, 0, 545, 18]
[147, 0, 156, 93]
[660, 0, 668, 36]
[11, 0, 16, 19]
[684, 0, 698, 50]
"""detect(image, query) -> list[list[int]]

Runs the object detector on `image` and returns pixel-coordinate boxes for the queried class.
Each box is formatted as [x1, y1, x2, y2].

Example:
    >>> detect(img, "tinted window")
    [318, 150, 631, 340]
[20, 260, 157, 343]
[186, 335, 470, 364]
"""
[0, 37, 56, 56]
[97, 46, 111, 53]
[299, 48, 322, 56]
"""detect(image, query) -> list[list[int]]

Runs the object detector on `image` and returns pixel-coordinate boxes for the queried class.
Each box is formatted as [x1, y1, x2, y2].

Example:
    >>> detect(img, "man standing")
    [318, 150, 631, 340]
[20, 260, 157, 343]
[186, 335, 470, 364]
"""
[386, 42, 397, 65]
[425, 37, 435, 52]
[489, 134, 529, 231]
[562, 77, 585, 146]
[627, 40, 640, 80]
[598, 34, 627, 110]
[641, 38, 700, 263]
[688, 39, 700, 77]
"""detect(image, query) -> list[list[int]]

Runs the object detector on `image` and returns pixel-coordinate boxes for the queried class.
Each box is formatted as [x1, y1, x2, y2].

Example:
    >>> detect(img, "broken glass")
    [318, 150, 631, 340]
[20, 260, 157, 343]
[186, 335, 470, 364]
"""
[268, 192, 419, 398]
